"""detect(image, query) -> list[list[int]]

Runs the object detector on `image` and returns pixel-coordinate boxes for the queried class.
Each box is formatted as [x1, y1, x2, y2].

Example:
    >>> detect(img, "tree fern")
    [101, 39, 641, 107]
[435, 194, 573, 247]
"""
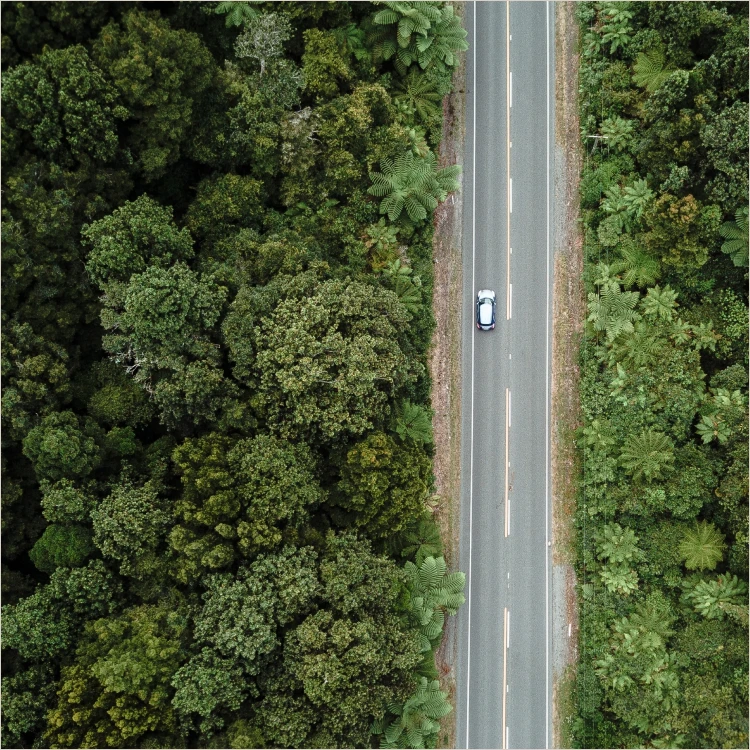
[619, 430, 674, 482]
[640, 284, 678, 321]
[393, 68, 443, 124]
[387, 513, 442, 565]
[678, 521, 726, 571]
[372, 676, 452, 750]
[214, 1, 262, 28]
[368, 151, 460, 224]
[719, 206, 749, 267]
[682, 574, 747, 619]
[587, 280, 640, 342]
[633, 47, 675, 93]
[599, 116, 635, 153]
[596, 523, 640, 564]
[404, 555, 466, 651]
[611, 240, 660, 288]
[621, 178, 654, 221]
[599, 562, 639, 596]
[394, 399, 433, 445]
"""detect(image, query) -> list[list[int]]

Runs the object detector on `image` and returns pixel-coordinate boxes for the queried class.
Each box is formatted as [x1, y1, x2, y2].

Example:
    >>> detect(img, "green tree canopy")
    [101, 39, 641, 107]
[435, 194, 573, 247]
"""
[82, 195, 194, 288]
[93, 9, 216, 179]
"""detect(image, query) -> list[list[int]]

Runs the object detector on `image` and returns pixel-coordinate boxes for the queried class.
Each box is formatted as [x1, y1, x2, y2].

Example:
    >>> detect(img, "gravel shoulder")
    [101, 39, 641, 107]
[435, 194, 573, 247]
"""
[429, 3, 467, 747]
[551, 3, 585, 747]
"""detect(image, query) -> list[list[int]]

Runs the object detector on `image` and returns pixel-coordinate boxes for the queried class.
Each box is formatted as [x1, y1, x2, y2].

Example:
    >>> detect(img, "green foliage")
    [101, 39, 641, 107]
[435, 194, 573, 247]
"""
[393, 399, 434, 445]
[248, 277, 416, 444]
[82, 195, 194, 288]
[575, 3, 749, 744]
[29, 523, 95, 573]
[91, 478, 172, 578]
[302, 28, 352, 100]
[619, 429, 675, 482]
[1, 5, 468, 747]
[214, 1, 261, 28]
[719, 206, 749, 268]
[632, 47, 675, 93]
[0, 664, 57, 749]
[169, 433, 324, 581]
[404, 555, 465, 652]
[1, 44, 127, 165]
[39, 478, 95, 524]
[22, 411, 100, 482]
[93, 9, 215, 179]
[678, 521, 726, 571]
[1, 561, 122, 661]
[44, 604, 188, 748]
[335, 431, 432, 538]
[372, 676, 452, 749]
[369, 150, 460, 224]
[682, 574, 748, 620]
[371, 1, 468, 76]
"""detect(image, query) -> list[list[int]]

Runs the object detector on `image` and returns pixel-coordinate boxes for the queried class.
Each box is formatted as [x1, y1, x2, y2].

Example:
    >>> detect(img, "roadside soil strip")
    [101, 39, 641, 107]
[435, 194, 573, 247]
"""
[552, 2, 585, 747]
[430, 3, 467, 748]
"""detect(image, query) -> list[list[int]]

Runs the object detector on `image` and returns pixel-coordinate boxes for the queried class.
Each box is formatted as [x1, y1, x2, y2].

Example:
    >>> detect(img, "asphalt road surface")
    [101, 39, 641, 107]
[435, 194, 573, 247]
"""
[456, 2, 555, 748]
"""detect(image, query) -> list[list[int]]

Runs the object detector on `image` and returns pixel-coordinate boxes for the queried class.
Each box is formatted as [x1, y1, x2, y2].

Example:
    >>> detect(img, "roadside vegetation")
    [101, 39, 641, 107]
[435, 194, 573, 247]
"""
[0, 2, 468, 747]
[572, 2, 748, 747]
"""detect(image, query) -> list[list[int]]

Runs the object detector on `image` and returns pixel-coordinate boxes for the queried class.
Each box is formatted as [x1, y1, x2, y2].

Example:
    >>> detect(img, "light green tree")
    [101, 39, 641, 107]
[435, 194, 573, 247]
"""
[371, 677, 452, 749]
[369, 150, 460, 223]
[620, 430, 675, 482]
[719, 206, 749, 268]
[678, 521, 726, 571]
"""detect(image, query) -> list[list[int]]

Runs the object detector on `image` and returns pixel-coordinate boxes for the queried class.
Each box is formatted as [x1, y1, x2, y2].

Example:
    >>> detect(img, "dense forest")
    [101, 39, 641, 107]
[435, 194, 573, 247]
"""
[572, 2, 748, 748]
[0, 2, 469, 748]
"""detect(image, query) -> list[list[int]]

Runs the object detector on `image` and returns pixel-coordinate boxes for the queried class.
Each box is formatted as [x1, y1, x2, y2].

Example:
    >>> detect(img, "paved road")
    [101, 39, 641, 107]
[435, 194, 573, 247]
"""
[456, 2, 555, 748]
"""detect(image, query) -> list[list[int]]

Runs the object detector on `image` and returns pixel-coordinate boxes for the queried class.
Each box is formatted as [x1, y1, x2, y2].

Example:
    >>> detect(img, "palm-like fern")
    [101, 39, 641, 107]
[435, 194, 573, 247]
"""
[368, 151, 460, 224]
[587, 280, 640, 342]
[599, 562, 639, 596]
[394, 399, 433, 445]
[599, 116, 635, 153]
[410, 4, 468, 72]
[610, 321, 665, 368]
[619, 429, 674, 482]
[214, 1, 261, 28]
[621, 178, 654, 221]
[370, 1, 467, 75]
[394, 70, 443, 123]
[611, 241, 661, 288]
[682, 574, 747, 620]
[632, 47, 675, 93]
[719, 206, 749, 268]
[678, 521, 726, 571]
[405, 555, 465, 652]
[596, 523, 640, 564]
[371, 677, 452, 749]
[387, 512, 443, 564]
[640, 284, 678, 321]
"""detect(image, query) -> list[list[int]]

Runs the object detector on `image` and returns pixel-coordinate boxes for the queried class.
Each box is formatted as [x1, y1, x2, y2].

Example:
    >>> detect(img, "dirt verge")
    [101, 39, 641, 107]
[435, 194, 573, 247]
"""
[551, 3, 585, 748]
[429, 3, 467, 748]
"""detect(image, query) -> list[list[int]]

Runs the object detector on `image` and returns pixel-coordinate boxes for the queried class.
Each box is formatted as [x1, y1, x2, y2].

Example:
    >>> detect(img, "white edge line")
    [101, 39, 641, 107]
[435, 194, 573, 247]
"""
[545, 3, 551, 748]
[465, 3, 477, 748]
[509, 177, 513, 213]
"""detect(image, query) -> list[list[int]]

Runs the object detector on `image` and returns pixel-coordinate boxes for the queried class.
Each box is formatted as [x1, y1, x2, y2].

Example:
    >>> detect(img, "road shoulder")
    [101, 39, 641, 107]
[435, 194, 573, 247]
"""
[429, 2, 467, 748]
[551, 2, 585, 747]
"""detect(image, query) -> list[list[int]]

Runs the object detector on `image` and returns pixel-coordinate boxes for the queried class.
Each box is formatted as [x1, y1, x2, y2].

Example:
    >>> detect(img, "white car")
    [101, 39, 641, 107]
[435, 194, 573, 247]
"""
[476, 289, 496, 331]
